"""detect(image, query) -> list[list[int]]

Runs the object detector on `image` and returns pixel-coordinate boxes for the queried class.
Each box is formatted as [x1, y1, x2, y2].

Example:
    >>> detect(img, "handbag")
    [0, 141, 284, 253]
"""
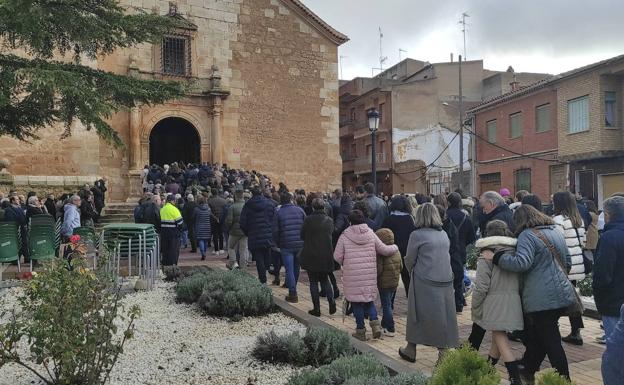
[573, 227, 593, 274]
[531, 229, 584, 317]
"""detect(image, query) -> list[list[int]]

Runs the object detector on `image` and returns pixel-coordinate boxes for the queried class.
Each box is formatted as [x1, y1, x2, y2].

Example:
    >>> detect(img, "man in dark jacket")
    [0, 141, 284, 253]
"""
[182, 194, 198, 253]
[272, 193, 306, 303]
[447, 192, 476, 312]
[593, 196, 624, 339]
[208, 188, 227, 255]
[478, 191, 515, 236]
[44, 194, 57, 220]
[240, 187, 277, 284]
[138, 195, 162, 232]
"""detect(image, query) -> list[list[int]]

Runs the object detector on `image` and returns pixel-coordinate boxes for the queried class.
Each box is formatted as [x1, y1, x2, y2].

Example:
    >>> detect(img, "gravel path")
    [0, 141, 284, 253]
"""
[0, 283, 306, 385]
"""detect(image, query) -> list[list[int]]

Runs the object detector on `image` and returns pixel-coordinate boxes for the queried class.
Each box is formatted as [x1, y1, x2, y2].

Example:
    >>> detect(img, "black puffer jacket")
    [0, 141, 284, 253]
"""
[240, 195, 277, 249]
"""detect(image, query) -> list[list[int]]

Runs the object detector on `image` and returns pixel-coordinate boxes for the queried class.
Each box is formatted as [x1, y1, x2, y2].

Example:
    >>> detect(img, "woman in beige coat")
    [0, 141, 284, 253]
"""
[472, 220, 523, 385]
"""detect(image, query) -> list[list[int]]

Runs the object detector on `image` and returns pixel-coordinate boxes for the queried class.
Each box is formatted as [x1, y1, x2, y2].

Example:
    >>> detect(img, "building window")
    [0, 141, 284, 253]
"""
[350, 108, 356, 121]
[486, 119, 497, 143]
[535, 104, 551, 132]
[568, 95, 589, 133]
[509, 112, 523, 139]
[379, 103, 385, 124]
[162, 35, 191, 76]
[515, 168, 531, 192]
[605, 91, 616, 127]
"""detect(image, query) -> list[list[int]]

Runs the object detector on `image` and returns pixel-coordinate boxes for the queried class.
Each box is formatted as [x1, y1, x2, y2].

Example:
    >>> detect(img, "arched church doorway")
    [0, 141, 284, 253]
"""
[149, 117, 201, 166]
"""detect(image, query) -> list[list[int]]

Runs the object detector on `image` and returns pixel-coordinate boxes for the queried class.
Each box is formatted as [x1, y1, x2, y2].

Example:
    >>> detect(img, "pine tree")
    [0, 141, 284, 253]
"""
[0, 0, 187, 147]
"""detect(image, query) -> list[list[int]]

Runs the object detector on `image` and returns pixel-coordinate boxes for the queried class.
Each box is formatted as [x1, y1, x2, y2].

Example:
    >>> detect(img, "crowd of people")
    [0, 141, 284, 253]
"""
[0, 179, 107, 261]
[129, 162, 622, 385]
[2, 161, 622, 385]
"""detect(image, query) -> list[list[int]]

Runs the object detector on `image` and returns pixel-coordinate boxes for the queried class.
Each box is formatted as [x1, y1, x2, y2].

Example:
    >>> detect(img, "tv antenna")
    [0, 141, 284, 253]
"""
[399, 48, 407, 62]
[459, 12, 469, 60]
[379, 27, 387, 71]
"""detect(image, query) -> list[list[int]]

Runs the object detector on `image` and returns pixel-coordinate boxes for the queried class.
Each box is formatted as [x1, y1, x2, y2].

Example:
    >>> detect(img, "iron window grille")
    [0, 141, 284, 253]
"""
[162, 35, 191, 76]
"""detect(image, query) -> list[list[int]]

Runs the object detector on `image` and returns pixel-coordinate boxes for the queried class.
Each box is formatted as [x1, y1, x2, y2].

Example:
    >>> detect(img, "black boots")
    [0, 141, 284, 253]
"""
[487, 355, 499, 366]
[562, 330, 583, 346]
[505, 361, 523, 385]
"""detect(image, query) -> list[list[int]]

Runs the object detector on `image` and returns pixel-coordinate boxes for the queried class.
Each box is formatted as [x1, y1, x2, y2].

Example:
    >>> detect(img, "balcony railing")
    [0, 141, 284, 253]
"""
[342, 158, 355, 173]
[354, 153, 390, 174]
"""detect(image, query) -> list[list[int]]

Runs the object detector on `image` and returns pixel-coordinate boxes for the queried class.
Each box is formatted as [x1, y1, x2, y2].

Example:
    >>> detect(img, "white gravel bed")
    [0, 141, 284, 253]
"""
[0, 282, 306, 385]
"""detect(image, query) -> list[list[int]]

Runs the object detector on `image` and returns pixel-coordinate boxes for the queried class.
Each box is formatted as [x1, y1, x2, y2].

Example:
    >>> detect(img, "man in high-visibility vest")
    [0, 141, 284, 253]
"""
[160, 194, 184, 266]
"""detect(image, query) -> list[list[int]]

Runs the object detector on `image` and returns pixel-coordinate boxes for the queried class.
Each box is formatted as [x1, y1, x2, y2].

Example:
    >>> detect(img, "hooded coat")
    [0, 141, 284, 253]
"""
[375, 228, 402, 290]
[472, 236, 523, 332]
[333, 224, 398, 303]
[193, 203, 212, 240]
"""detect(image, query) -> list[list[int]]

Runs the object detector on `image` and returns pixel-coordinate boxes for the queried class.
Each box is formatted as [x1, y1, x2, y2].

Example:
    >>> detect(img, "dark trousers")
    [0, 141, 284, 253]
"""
[329, 272, 338, 293]
[271, 248, 282, 277]
[309, 272, 334, 310]
[400, 262, 411, 297]
[251, 247, 272, 284]
[569, 315, 585, 332]
[161, 229, 181, 266]
[453, 273, 465, 312]
[187, 224, 197, 252]
[468, 322, 487, 351]
[212, 220, 223, 252]
[524, 309, 570, 379]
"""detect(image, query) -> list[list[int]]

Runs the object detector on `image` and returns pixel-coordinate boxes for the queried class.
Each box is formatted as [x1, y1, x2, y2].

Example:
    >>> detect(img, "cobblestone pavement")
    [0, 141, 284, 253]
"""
[179, 250, 605, 385]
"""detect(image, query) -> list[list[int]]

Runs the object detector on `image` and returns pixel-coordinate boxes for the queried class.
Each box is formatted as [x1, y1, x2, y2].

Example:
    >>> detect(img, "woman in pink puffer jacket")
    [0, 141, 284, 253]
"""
[334, 209, 399, 341]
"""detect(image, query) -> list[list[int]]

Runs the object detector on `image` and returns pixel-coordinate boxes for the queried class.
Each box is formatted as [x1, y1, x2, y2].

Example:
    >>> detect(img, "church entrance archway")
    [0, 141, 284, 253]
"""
[149, 117, 201, 166]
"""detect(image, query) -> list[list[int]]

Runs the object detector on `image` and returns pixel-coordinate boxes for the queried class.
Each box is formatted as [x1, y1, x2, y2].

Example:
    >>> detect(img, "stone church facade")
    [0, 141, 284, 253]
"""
[0, 0, 347, 201]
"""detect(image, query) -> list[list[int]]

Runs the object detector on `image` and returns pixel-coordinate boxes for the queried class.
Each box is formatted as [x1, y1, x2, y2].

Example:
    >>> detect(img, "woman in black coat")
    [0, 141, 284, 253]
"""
[381, 195, 416, 296]
[300, 198, 336, 317]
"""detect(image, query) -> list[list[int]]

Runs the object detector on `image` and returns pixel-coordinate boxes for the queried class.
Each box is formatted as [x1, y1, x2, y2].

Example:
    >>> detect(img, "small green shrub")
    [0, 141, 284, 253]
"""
[429, 345, 500, 385]
[253, 327, 353, 367]
[0, 256, 139, 385]
[288, 354, 388, 385]
[252, 331, 307, 365]
[164, 265, 211, 282]
[466, 245, 478, 270]
[343, 373, 428, 385]
[176, 269, 274, 318]
[578, 274, 593, 297]
[304, 327, 353, 366]
[536, 370, 576, 385]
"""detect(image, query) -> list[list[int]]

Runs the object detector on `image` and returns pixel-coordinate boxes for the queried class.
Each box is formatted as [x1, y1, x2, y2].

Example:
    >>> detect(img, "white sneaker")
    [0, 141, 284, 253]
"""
[382, 328, 395, 337]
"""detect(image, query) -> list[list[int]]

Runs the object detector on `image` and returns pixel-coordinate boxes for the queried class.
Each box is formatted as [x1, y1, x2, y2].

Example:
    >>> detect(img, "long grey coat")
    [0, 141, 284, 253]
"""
[405, 228, 459, 348]
[472, 236, 524, 331]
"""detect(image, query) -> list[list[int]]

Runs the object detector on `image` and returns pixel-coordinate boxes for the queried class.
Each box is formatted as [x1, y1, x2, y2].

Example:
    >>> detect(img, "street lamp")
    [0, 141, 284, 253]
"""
[367, 108, 380, 195]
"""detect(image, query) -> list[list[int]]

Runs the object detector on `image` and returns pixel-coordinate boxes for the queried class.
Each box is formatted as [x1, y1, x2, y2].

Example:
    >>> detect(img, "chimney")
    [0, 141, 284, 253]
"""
[450, 53, 454, 63]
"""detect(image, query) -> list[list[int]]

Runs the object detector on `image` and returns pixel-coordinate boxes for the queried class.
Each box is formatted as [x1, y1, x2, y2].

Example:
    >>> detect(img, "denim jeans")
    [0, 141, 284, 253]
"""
[309, 272, 334, 310]
[180, 230, 189, 247]
[379, 289, 395, 333]
[280, 248, 301, 296]
[602, 306, 624, 385]
[271, 248, 282, 277]
[197, 239, 210, 257]
[603, 316, 619, 339]
[352, 302, 378, 329]
[251, 248, 272, 284]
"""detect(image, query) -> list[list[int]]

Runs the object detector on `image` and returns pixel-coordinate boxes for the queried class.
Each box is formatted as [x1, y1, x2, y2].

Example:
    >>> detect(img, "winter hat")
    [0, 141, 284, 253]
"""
[375, 228, 395, 246]
[499, 188, 511, 198]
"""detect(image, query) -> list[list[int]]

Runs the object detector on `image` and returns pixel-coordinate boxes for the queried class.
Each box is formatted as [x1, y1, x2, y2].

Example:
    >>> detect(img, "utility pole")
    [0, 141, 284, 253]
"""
[459, 12, 469, 60]
[458, 55, 464, 192]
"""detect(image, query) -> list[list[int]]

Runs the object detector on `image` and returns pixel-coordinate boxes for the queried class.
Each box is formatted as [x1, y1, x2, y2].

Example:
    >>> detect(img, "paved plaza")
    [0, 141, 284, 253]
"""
[179, 251, 606, 385]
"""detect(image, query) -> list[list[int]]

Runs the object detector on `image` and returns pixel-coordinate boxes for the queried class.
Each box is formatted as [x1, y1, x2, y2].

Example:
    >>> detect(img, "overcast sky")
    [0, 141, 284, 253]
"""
[301, 0, 624, 80]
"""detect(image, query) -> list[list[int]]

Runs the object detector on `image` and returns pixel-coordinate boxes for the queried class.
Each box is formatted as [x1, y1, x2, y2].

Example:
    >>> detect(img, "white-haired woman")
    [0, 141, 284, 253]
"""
[400, 203, 459, 364]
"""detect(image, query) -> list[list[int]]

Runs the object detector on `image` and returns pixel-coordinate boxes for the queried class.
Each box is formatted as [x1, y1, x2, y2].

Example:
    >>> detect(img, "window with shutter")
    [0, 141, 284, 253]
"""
[509, 112, 523, 139]
[486, 119, 497, 143]
[568, 96, 590, 133]
[536, 104, 551, 132]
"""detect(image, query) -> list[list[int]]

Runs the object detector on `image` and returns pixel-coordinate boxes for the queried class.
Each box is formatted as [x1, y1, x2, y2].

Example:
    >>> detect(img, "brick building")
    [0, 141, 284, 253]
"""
[469, 86, 561, 200]
[469, 54, 624, 206]
[340, 60, 548, 196]
[0, 0, 348, 201]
